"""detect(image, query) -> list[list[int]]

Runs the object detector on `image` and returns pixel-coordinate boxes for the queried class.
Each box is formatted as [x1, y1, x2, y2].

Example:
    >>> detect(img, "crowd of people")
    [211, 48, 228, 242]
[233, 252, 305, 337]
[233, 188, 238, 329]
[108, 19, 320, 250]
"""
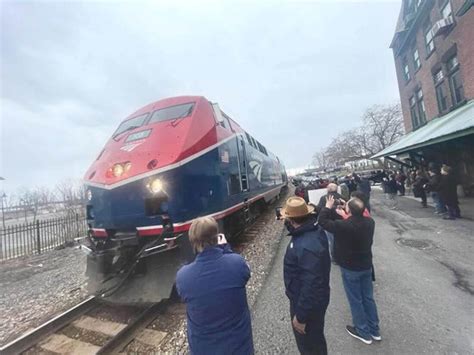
[175, 176, 378, 355]
[173, 163, 463, 354]
[382, 164, 461, 220]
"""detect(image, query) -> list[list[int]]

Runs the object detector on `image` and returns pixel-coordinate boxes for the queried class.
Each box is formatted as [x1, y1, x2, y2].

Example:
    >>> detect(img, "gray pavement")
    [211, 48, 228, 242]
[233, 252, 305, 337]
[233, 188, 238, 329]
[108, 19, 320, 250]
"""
[252, 189, 474, 354]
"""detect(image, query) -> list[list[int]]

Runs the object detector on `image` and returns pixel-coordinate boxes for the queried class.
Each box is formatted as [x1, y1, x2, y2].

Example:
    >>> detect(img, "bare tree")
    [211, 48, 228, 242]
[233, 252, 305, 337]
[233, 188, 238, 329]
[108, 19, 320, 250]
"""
[312, 103, 404, 168]
[354, 104, 404, 158]
[312, 151, 328, 169]
[17, 188, 42, 222]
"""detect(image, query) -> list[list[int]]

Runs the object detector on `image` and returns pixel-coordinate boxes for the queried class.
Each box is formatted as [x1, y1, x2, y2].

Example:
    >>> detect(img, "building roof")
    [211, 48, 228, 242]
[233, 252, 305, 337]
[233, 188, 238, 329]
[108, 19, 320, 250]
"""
[372, 100, 474, 158]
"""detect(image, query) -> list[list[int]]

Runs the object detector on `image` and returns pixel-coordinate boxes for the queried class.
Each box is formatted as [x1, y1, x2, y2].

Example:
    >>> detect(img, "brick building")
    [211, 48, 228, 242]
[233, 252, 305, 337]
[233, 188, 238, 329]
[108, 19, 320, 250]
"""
[373, 0, 474, 194]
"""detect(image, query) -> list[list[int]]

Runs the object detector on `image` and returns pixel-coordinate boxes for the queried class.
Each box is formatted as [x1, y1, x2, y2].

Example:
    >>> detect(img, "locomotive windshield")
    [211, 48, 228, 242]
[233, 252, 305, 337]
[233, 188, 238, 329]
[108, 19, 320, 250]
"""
[148, 102, 194, 124]
[113, 113, 149, 138]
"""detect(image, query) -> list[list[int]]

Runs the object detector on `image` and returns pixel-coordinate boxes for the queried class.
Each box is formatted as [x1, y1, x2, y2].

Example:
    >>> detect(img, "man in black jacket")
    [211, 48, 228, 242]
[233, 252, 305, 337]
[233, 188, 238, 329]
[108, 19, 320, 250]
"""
[318, 195, 380, 345]
[282, 196, 331, 355]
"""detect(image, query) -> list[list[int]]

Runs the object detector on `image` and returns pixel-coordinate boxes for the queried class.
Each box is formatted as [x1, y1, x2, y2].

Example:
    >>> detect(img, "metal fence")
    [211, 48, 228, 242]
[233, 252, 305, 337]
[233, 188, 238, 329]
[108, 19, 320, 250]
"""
[0, 213, 88, 261]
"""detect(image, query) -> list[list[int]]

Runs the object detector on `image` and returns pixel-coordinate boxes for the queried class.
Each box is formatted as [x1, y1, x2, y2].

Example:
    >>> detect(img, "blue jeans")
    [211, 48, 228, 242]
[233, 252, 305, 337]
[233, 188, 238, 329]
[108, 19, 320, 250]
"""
[340, 267, 380, 339]
[431, 192, 446, 213]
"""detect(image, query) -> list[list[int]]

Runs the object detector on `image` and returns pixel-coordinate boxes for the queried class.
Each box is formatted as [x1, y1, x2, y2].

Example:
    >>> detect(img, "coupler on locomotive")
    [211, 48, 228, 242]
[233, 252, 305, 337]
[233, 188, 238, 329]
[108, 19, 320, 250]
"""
[83, 216, 193, 304]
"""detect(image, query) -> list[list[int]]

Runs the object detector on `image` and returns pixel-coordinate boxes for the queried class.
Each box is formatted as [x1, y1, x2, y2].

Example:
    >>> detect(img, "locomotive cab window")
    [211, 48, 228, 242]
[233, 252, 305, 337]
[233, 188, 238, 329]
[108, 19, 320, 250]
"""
[148, 102, 195, 124]
[113, 113, 149, 138]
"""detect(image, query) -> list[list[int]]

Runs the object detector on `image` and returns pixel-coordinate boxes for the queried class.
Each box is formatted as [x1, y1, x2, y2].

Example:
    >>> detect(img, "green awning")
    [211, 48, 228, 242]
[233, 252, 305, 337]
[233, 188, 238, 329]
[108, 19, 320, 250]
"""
[372, 100, 474, 159]
[457, 0, 473, 16]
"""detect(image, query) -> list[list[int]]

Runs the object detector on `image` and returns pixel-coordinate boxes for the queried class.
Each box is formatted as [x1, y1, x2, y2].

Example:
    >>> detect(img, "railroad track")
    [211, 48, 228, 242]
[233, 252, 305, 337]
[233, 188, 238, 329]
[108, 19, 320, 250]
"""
[1, 189, 290, 355]
[0, 296, 177, 355]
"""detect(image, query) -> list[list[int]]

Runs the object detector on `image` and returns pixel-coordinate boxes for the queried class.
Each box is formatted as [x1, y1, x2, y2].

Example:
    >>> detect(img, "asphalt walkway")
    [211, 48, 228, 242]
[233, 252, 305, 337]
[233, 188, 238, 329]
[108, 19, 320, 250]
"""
[252, 189, 474, 354]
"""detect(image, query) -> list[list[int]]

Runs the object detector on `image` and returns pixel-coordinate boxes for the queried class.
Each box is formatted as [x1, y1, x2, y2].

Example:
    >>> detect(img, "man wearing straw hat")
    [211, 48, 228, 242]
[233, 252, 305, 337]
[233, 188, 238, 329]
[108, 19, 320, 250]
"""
[281, 196, 331, 355]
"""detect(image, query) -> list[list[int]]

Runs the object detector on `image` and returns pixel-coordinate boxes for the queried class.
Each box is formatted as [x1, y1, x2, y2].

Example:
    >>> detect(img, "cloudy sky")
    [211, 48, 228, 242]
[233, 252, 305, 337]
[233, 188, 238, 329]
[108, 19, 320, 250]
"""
[0, 0, 401, 193]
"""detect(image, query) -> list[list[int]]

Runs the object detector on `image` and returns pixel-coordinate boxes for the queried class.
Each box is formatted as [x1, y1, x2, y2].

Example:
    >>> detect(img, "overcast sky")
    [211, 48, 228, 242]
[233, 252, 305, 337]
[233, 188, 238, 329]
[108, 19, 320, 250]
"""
[0, 0, 401, 193]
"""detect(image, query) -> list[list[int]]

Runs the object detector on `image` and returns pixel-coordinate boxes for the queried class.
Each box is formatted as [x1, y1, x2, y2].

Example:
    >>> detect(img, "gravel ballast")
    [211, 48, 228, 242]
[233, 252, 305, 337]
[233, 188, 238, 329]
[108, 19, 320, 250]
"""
[1, 187, 292, 352]
[0, 247, 88, 345]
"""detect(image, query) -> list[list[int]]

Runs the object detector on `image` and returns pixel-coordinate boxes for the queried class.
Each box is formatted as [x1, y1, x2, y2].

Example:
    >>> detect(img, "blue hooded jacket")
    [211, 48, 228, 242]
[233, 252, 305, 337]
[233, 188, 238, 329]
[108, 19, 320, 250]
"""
[283, 218, 331, 323]
[176, 244, 253, 355]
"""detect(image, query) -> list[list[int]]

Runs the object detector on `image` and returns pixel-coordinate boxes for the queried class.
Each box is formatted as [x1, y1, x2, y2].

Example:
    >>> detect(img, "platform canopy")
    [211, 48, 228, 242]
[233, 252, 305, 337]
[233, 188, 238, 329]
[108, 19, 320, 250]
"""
[372, 100, 474, 159]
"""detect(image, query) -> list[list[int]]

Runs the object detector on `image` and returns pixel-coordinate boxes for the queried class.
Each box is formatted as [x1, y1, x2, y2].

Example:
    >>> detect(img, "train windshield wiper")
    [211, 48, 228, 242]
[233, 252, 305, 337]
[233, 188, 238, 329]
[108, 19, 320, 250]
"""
[112, 125, 140, 141]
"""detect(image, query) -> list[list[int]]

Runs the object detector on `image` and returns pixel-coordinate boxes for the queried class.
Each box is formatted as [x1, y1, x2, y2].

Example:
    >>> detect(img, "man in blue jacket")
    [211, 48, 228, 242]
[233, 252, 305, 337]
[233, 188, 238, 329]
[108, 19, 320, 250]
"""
[176, 217, 253, 355]
[282, 196, 331, 355]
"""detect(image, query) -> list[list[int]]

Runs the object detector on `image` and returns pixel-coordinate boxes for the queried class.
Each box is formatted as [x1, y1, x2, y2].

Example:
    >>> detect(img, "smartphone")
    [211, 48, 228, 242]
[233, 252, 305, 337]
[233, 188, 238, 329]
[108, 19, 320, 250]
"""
[275, 207, 283, 220]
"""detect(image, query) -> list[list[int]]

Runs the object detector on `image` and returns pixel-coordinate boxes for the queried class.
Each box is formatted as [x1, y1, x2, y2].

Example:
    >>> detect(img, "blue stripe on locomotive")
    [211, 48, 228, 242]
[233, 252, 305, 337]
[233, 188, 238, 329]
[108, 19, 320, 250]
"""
[87, 136, 285, 230]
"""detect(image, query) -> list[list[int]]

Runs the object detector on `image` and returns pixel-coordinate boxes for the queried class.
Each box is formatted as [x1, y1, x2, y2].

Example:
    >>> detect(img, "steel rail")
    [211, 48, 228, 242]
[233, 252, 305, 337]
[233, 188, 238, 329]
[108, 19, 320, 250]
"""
[96, 301, 166, 354]
[0, 296, 98, 355]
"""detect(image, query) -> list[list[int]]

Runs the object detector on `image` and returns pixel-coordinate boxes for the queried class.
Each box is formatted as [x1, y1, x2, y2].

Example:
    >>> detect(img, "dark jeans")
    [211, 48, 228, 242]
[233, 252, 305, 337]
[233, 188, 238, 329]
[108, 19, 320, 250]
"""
[420, 190, 427, 206]
[447, 204, 461, 219]
[340, 267, 380, 339]
[398, 183, 405, 195]
[290, 304, 327, 355]
[431, 192, 447, 213]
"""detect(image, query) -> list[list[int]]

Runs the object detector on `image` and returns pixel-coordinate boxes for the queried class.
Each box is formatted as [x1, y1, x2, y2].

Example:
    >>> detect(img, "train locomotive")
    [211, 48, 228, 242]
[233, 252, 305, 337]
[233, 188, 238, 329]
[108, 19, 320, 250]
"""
[83, 96, 287, 303]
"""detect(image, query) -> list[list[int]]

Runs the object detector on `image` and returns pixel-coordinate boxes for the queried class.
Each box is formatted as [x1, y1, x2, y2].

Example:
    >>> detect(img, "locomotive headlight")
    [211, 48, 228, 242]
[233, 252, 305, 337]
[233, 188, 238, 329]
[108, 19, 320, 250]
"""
[148, 178, 163, 194]
[87, 190, 93, 201]
[113, 163, 124, 177]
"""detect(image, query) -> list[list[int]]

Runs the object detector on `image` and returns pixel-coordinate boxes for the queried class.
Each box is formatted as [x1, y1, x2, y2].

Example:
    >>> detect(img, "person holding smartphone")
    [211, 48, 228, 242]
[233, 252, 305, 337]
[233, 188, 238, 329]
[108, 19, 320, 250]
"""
[176, 217, 253, 354]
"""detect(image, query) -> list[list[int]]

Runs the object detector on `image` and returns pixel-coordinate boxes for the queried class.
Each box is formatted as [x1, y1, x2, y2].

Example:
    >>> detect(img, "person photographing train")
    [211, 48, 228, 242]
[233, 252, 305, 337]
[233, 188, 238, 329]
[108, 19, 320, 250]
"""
[278, 196, 331, 354]
[176, 217, 253, 354]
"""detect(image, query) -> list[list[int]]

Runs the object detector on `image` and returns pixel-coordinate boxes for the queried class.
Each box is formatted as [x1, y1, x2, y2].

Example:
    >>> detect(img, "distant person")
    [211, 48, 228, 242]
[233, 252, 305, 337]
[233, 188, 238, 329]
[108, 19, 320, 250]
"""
[439, 166, 461, 220]
[395, 171, 407, 196]
[319, 195, 380, 345]
[413, 170, 428, 207]
[425, 169, 447, 215]
[339, 180, 350, 201]
[317, 183, 344, 212]
[353, 173, 372, 212]
[176, 217, 253, 354]
[281, 196, 331, 354]
[317, 183, 344, 259]
[386, 174, 398, 209]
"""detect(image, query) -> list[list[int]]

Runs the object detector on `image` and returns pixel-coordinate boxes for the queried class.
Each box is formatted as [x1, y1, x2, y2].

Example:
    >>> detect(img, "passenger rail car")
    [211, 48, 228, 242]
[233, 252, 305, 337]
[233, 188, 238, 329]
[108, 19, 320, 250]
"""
[83, 96, 287, 303]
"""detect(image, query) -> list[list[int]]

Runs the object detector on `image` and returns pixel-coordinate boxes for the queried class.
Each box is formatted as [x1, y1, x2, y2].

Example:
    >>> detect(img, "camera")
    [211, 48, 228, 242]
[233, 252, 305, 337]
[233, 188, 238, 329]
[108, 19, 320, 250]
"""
[275, 207, 283, 220]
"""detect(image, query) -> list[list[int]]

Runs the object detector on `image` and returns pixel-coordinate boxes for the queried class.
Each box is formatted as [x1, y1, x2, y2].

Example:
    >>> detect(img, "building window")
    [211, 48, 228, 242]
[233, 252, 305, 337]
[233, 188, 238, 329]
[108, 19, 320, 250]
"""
[424, 22, 435, 55]
[449, 70, 465, 105]
[409, 96, 419, 129]
[413, 49, 421, 70]
[433, 69, 448, 113]
[447, 55, 465, 106]
[402, 58, 410, 81]
[441, 1, 452, 18]
[447, 54, 459, 71]
[433, 68, 444, 83]
[435, 84, 448, 113]
[416, 88, 427, 126]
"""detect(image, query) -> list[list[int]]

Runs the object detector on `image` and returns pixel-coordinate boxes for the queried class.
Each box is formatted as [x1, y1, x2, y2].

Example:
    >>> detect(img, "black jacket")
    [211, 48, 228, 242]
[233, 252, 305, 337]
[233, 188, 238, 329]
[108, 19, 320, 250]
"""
[426, 174, 442, 193]
[283, 217, 330, 323]
[438, 174, 458, 205]
[317, 192, 343, 212]
[318, 207, 375, 271]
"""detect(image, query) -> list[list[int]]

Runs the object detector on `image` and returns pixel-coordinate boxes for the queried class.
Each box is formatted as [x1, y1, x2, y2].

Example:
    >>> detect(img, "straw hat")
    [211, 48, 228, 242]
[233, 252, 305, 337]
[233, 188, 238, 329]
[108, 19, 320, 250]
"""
[281, 196, 315, 218]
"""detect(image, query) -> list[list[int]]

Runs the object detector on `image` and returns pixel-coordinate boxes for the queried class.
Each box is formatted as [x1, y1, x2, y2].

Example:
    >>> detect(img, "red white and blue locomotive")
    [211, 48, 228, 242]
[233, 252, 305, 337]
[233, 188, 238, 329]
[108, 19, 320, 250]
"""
[83, 96, 287, 303]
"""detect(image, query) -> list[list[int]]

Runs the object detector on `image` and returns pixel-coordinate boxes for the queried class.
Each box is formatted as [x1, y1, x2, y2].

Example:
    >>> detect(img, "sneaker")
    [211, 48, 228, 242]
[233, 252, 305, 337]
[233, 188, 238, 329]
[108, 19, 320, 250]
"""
[443, 216, 455, 220]
[371, 334, 382, 341]
[346, 326, 372, 344]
